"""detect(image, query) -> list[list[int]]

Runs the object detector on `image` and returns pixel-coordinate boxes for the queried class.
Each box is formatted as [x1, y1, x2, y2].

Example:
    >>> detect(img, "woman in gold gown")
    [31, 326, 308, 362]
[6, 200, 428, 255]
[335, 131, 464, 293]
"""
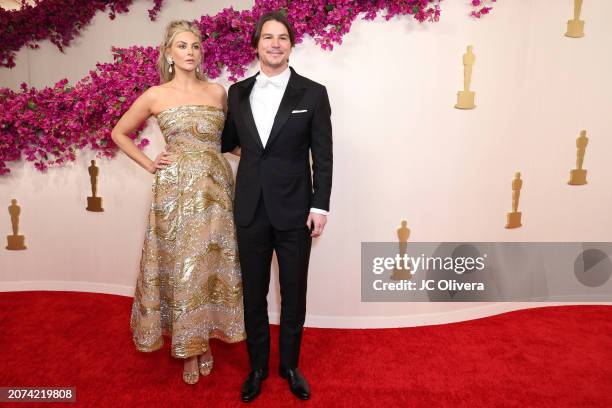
[111, 20, 244, 385]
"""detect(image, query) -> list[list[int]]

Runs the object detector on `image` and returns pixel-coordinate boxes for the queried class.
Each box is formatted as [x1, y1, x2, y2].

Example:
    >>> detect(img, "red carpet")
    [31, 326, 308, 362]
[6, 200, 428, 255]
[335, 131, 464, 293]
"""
[0, 291, 611, 407]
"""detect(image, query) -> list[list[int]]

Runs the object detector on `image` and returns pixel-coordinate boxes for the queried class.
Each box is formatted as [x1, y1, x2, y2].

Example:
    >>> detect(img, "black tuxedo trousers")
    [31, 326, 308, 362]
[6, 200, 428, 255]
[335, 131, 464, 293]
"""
[237, 194, 312, 370]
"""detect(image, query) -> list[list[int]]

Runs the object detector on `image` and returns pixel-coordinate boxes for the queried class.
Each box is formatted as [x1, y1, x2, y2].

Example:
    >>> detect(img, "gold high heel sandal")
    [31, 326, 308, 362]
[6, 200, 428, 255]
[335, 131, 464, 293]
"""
[198, 354, 214, 376]
[183, 358, 200, 385]
[183, 370, 199, 385]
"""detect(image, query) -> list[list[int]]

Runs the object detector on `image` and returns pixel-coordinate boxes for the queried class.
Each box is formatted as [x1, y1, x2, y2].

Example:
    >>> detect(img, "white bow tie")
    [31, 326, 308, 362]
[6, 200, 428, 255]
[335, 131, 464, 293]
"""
[255, 75, 285, 89]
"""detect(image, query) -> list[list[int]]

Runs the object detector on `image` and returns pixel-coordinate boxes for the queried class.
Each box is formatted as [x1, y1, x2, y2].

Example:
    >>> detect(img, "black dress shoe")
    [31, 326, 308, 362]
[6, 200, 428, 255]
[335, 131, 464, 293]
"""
[241, 369, 268, 403]
[279, 367, 310, 400]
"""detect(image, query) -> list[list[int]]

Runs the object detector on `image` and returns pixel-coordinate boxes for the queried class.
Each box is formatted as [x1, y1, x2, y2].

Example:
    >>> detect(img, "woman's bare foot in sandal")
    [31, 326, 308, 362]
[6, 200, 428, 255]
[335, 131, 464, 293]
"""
[198, 351, 214, 376]
[183, 356, 199, 384]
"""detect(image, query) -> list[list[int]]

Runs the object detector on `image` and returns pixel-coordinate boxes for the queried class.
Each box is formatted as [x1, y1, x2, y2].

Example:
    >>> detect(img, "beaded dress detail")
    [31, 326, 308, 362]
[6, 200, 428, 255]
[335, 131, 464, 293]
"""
[130, 105, 245, 358]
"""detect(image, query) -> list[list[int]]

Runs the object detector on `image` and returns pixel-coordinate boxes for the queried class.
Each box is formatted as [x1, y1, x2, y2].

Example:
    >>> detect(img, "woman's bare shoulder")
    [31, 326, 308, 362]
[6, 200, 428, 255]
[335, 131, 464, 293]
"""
[203, 81, 226, 96]
[140, 84, 166, 101]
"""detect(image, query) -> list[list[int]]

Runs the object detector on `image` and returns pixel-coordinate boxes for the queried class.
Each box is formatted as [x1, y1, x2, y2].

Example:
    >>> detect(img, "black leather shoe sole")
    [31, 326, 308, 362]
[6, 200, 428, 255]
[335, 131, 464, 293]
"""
[241, 372, 268, 403]
[241, 392, 259, 403]
[278, 369, 310, 400]
[292, 390, 310, 400]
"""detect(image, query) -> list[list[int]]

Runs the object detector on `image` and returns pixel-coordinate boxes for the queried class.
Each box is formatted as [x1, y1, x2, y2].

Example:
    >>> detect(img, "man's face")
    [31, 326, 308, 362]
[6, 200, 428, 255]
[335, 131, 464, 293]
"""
[257, 20, 292, 70]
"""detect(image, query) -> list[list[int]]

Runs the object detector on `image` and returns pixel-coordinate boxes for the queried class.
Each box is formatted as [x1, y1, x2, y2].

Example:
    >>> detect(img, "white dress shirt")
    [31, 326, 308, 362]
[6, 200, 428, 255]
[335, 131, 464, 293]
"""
[249, 66, 328, 216]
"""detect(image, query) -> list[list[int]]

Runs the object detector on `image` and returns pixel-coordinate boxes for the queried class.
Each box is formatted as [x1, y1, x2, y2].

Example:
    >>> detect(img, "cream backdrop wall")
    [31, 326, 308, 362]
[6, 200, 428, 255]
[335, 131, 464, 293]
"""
[1, 0, 611, 328]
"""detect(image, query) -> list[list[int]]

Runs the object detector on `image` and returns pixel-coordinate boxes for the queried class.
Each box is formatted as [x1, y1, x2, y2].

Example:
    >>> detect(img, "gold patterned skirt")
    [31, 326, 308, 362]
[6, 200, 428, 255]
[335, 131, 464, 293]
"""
[130, 148, 245, 358]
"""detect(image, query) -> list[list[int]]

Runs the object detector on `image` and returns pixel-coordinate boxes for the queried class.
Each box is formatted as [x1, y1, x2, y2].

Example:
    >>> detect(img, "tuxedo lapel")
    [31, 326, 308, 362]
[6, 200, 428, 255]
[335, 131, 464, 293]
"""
[265, 69, 306, 151]
[238, 76, 264, 151]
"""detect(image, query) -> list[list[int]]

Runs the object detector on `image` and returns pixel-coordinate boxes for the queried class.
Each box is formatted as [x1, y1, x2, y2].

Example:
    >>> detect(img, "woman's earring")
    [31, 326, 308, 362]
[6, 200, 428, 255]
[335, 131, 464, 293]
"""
[196, 65, 200, 73]
[167, 58, 173, 73]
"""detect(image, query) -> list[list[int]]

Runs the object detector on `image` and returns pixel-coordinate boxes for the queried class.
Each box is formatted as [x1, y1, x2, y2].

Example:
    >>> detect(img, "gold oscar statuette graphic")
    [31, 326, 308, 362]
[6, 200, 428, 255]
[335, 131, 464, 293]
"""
[455, 45, 476, 110]
[565, 0, 585, 38]
[505, 172, 523, 229]
[568, 130, 589, 185]
[86, 160, 104, 212]
[6, 199, 27, 250]
[391, 220, 412, 280]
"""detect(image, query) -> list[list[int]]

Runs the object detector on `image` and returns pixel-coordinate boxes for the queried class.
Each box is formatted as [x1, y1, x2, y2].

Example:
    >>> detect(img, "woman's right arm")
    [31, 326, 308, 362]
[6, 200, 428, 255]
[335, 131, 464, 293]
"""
[111, 88, 167, 174]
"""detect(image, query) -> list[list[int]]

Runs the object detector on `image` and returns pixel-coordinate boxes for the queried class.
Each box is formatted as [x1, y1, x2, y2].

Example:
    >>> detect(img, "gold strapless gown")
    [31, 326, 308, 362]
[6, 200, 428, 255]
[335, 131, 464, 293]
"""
[130, 105, 245, 358]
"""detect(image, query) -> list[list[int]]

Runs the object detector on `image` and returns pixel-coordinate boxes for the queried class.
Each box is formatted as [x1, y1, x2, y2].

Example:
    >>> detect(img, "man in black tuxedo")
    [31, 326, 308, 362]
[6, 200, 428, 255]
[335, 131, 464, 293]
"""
[222, 11, 332, 403]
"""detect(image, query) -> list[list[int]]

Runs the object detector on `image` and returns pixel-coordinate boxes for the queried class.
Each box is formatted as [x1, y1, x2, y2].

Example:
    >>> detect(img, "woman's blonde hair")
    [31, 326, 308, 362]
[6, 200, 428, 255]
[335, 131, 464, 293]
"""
[157, 20, 205, 83]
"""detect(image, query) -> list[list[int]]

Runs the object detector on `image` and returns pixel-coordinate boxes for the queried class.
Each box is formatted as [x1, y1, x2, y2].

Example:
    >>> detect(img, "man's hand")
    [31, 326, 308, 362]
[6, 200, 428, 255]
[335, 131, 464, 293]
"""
[306, 212, 327, 238]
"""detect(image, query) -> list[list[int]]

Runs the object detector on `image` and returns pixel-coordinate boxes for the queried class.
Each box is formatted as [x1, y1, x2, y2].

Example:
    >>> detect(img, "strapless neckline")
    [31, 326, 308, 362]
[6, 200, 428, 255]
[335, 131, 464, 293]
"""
[155, 104, 224, 117]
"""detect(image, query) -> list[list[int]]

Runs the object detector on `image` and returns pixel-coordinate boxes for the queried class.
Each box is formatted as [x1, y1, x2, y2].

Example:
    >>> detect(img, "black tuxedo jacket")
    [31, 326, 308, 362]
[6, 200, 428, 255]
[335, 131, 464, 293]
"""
[222, 67, 333, 230]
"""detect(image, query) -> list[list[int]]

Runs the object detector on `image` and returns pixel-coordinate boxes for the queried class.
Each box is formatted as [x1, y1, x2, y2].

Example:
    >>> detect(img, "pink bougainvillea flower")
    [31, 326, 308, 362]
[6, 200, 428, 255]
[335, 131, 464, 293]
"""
[0, 0, 498, 174]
